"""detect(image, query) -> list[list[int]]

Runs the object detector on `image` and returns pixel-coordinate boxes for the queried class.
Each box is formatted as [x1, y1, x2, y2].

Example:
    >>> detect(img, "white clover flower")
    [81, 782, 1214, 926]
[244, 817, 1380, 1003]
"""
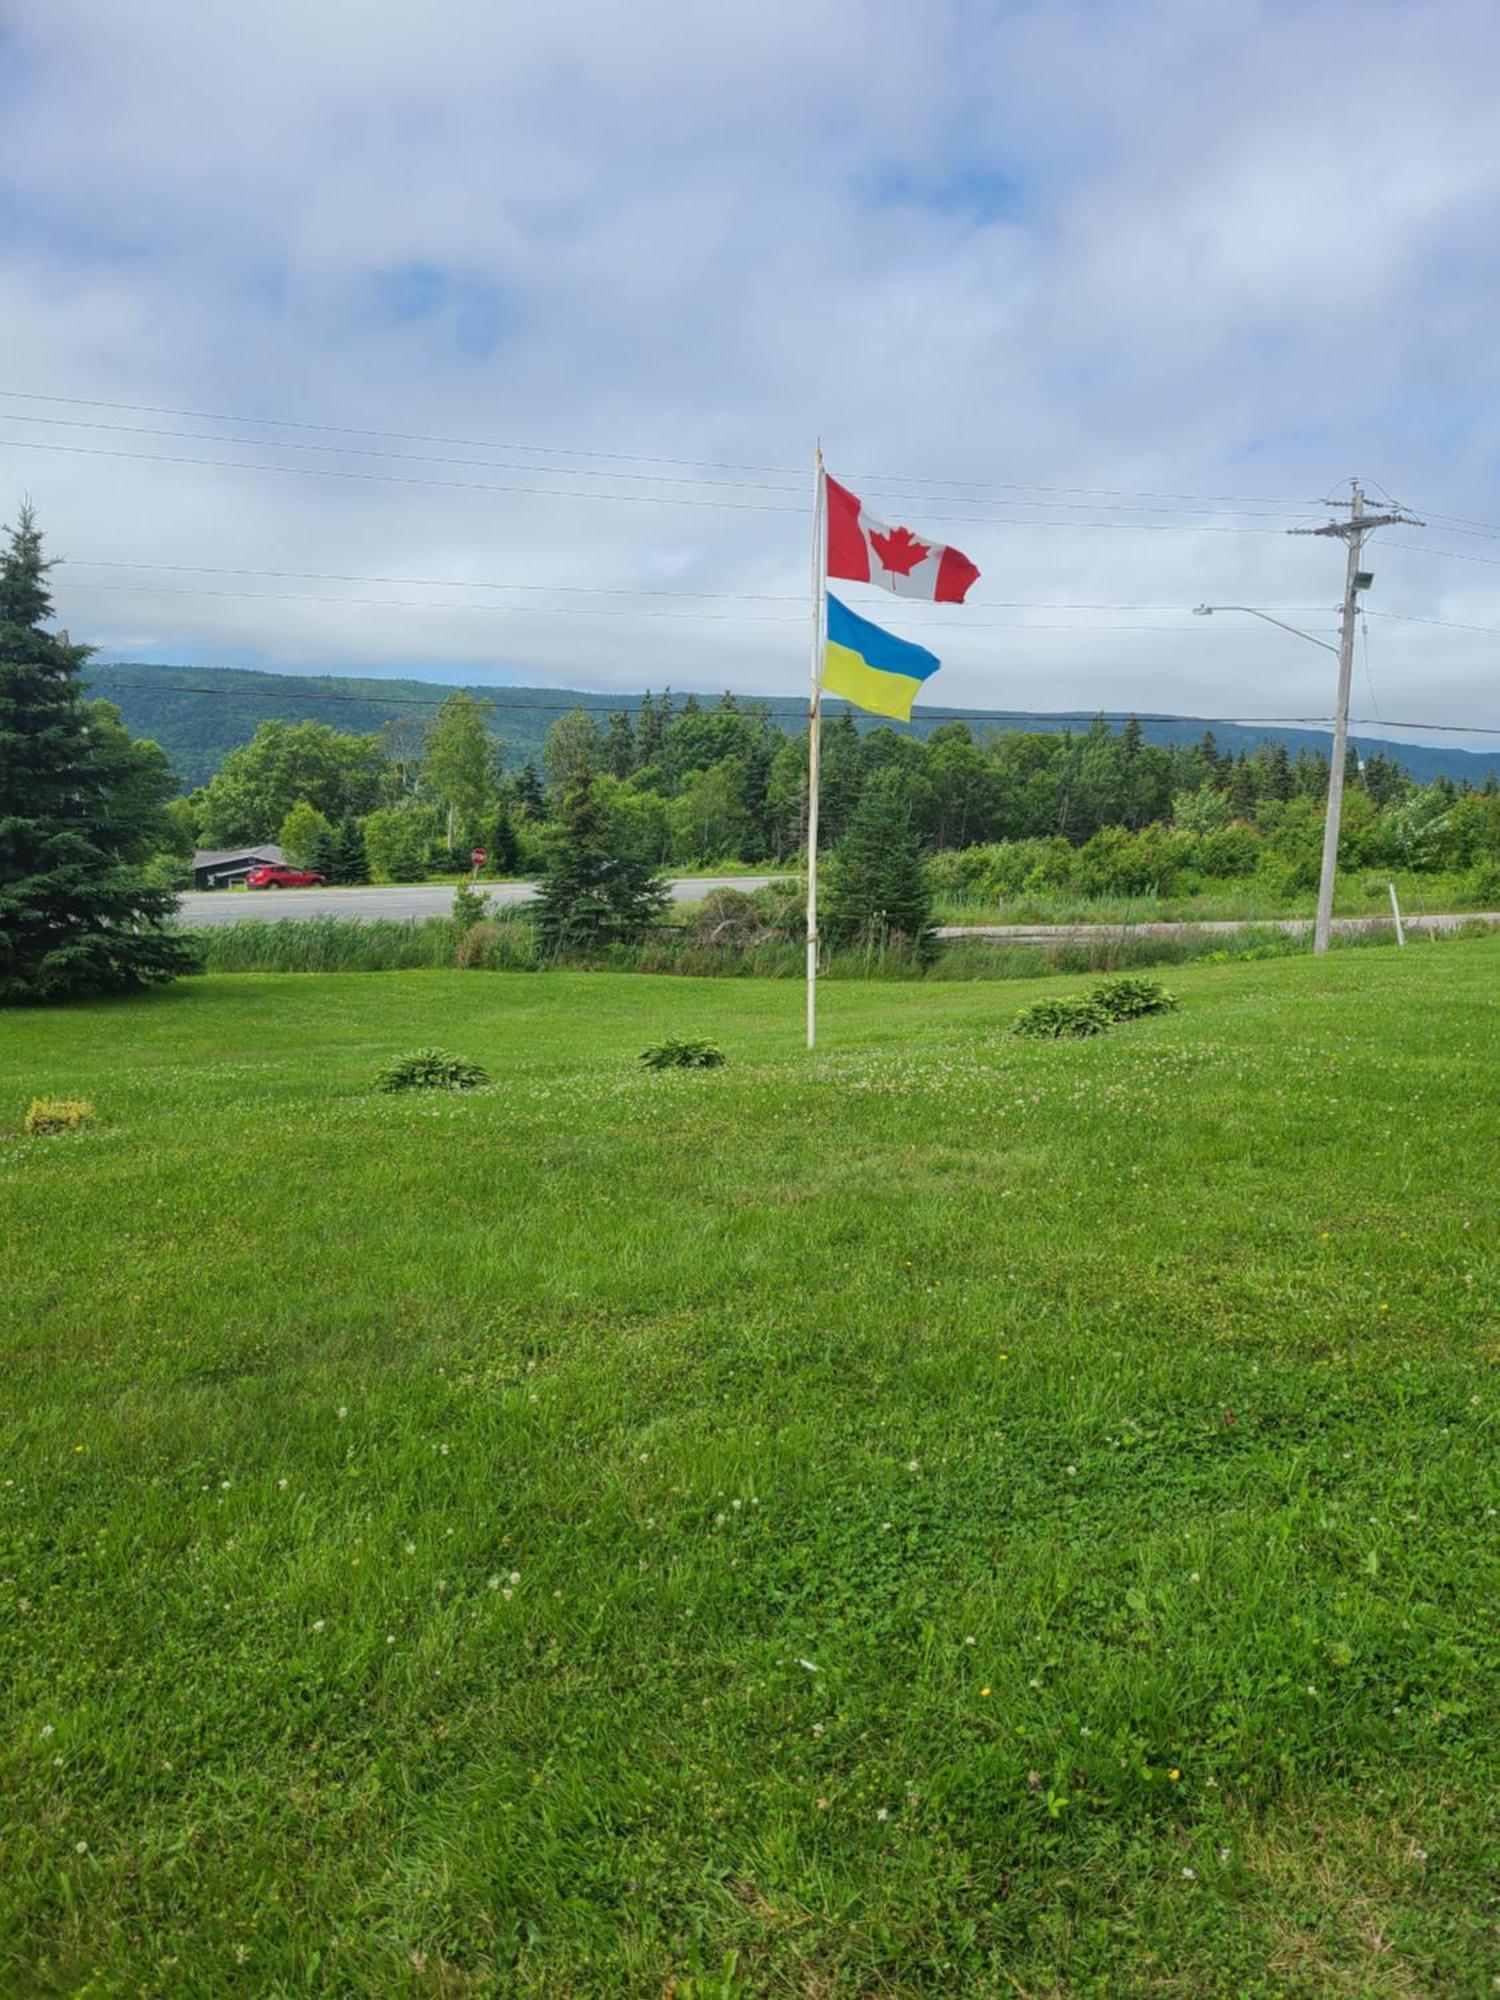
[876, 1807, 888, 1822]
[39, 1724, 54, 1739]
[76, 1840, 88, 1854]
[509, 1571, 520, 1586]
[311, 1619, 326, 1632]
[277, 1478, 288, 1491]
[336, 1406, 348, 1420]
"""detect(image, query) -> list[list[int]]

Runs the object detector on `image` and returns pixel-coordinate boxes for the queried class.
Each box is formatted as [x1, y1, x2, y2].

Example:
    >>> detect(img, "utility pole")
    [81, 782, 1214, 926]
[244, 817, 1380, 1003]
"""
[1290, 483, 1422, 953]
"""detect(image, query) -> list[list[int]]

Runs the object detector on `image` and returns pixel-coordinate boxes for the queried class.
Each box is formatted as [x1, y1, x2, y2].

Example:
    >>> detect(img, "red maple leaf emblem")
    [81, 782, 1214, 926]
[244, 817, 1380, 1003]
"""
[869, 524, 930, 576]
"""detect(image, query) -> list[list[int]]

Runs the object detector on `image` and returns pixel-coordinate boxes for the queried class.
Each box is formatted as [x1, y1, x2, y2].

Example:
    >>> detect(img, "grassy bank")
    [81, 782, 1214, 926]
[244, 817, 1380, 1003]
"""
[2, 949, 1497, 1994]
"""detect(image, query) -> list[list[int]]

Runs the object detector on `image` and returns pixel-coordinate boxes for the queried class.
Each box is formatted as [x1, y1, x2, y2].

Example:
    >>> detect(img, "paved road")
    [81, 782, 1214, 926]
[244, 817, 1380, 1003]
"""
[175, 876, 781, 927]
[176, 879, 1500, 942]
[932, 912, 1500, 942]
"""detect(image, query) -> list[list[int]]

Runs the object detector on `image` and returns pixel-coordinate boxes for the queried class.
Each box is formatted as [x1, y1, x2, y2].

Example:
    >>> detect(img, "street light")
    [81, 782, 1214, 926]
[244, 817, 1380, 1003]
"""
[1192, 604, 1338, 654]
[1192, 599, 1345, 952]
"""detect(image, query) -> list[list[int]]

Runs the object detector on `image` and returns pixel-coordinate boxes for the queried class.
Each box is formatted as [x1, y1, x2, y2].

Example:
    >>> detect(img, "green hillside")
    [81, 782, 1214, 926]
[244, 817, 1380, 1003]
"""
[85, 658, 1500, 792]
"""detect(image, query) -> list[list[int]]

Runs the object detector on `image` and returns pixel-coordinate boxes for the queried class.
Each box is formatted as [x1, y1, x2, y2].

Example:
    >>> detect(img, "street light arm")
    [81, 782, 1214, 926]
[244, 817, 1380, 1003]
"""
[1193, 604, 1339, 654]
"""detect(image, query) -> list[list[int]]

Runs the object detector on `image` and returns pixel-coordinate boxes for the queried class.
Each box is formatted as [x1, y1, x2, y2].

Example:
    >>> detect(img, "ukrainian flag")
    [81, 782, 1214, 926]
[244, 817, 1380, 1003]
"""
[822, 591, 941, 722]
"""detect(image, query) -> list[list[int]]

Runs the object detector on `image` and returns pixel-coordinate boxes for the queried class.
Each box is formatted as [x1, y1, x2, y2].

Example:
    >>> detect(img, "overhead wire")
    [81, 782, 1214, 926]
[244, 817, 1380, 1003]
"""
[0, 387, 1319, 509]
[0, 433, 1321, 532]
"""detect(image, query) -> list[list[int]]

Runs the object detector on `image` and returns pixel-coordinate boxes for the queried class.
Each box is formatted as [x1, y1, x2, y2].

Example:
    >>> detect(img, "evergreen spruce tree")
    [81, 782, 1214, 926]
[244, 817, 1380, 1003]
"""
[635, 691, 663, 767]
[0, 504, 197, 1002]
[308, 825, 337, 881]
[532, 766, 668, 954]
[511, 761, 546, 819]
[602, 708, 637, 779]
[821, 767, 934, 958]
[330, 816, 370, 884]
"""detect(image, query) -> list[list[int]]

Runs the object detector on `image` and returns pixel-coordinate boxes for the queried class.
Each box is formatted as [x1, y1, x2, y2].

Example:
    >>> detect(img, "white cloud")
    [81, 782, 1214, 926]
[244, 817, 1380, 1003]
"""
[3, 0, 1499, 743]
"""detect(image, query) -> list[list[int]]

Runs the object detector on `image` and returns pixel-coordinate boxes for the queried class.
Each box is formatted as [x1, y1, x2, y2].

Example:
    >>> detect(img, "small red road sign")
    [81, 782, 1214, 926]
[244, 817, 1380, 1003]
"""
[471, 848, 487, 869]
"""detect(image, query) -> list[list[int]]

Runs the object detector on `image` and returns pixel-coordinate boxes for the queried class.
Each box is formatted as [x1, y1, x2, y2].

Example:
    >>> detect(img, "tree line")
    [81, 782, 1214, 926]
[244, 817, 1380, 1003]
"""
[175, 685, 1500, 892]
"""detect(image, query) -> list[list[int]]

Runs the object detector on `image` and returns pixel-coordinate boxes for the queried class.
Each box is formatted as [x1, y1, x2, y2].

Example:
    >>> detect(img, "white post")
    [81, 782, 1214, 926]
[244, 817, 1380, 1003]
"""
[1388, 880, 1406, 947]
[806, 444, 826, 1050]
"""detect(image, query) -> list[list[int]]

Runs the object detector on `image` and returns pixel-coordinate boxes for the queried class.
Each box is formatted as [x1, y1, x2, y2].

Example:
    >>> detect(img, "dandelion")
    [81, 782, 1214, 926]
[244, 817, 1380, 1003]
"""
[1168, 1769, 1181, 1782]
[980, 1687, 992, 1698]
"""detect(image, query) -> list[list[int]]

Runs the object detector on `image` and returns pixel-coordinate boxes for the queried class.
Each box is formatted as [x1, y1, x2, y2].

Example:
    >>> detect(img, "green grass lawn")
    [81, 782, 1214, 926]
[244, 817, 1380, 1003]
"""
[2, 951, 1497, 1997]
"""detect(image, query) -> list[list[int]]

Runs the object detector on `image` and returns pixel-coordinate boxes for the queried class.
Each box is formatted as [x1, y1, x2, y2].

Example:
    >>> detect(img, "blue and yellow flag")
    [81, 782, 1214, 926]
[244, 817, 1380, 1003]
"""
[822, 591, 940, 722]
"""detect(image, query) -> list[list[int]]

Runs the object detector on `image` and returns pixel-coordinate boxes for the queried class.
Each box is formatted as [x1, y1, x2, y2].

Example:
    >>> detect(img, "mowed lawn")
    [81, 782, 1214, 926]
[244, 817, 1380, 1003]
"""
[1, 951, 1496, 1998]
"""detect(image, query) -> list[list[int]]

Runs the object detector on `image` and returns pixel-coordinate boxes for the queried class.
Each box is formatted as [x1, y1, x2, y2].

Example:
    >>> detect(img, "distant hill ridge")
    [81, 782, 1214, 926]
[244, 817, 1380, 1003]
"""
[84, 658, 1500, 792]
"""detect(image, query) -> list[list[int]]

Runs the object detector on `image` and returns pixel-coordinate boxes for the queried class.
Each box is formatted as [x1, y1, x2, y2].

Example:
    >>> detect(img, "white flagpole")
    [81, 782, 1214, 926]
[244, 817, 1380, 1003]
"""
[806, 443, 826, 1050]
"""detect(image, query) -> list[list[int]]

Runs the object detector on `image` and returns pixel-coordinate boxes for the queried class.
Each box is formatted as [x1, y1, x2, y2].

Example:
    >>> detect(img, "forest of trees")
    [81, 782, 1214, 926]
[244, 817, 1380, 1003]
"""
[175, 688, 1500, 898]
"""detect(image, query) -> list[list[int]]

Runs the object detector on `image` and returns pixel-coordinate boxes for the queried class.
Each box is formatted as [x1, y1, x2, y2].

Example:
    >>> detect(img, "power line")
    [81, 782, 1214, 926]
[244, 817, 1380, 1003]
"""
[0, 434, 1315, 532]
[54, 577, 1257, 631]
[58, 556, 1329, 616]
[0, 388, 1318, 510]
[0, 412, 1326, 522]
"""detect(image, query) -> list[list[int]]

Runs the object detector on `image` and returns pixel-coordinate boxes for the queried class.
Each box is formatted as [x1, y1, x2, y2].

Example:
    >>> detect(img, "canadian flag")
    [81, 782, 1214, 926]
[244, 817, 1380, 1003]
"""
[825, 473, 980, 603]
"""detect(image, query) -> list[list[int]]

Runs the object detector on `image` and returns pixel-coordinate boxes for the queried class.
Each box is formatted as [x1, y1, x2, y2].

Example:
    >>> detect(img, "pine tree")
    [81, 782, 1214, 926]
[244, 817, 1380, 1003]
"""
[511, 762, 546, 820]
[532, 767, 669, 953]
[330, 816, 369, 884]
[602, 709, 637, 779]
[636, 691, 663, 768]
[0, 505, 197, 1002]
[821, 767, 934, 958]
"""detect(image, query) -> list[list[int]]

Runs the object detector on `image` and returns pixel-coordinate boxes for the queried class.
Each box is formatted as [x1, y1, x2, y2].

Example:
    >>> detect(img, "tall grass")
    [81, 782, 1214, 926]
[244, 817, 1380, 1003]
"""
[195, 916, 459, 972]
[188, 912, 1447, 982]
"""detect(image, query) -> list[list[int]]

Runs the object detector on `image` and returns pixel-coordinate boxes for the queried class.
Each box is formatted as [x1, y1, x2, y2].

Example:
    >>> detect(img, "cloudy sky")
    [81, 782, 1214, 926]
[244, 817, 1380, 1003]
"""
[4, 0, 1500, 744]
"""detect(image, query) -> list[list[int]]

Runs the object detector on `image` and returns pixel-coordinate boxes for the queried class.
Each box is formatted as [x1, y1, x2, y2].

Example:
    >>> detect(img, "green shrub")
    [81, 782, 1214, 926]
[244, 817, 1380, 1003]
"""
[1468, 858, 1500, 907]
[451, 882, 489, 931]
[24, 1096, 95, 1136]
[375, 1048, 489, 1093]
[1011, 998, 1110, 1039]
[638, 1038, 727, 1070]
[1090, 976, 1179, 1021]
